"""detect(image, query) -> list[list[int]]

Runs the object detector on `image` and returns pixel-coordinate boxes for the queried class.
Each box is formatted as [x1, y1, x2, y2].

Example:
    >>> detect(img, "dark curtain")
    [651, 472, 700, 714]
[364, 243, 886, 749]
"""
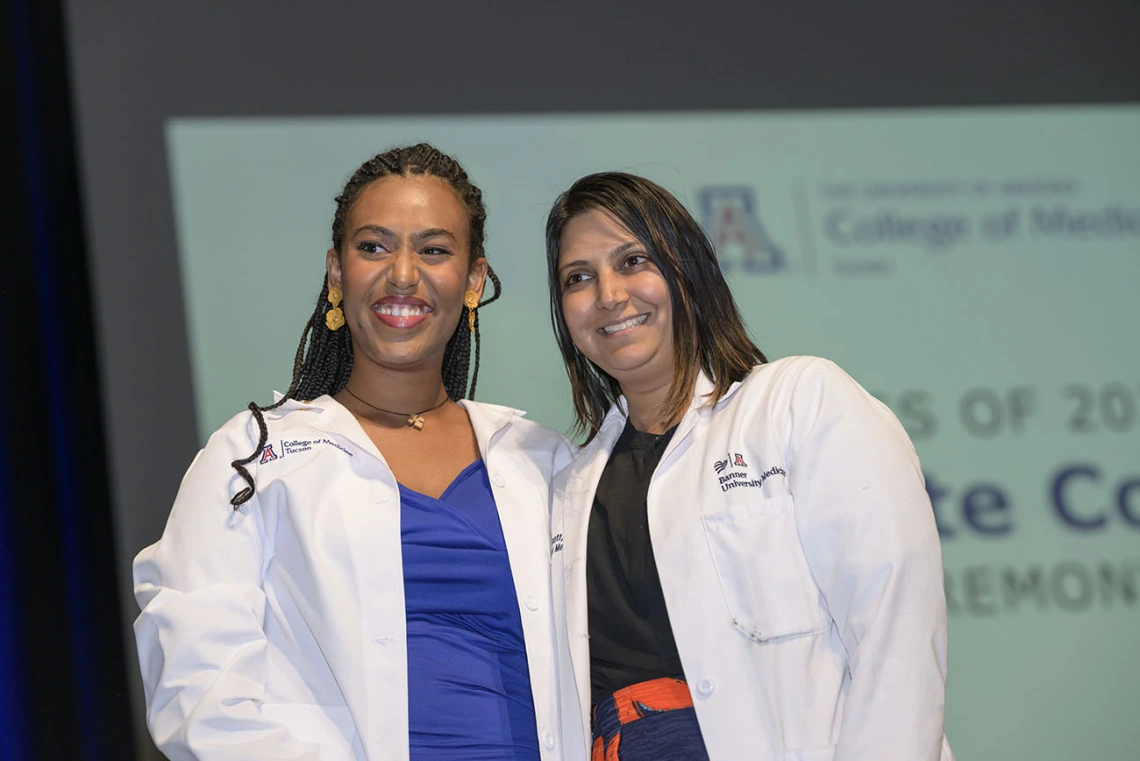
[1, 0, 136, 758]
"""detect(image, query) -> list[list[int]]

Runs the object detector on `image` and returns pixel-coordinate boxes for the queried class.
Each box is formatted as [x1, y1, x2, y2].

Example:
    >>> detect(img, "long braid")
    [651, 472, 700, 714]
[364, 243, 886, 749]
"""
[469, 266, 501, 399]
[230, 144, 500, 508]
[229, 280, 342, 506]
[441, 319, 471, 401]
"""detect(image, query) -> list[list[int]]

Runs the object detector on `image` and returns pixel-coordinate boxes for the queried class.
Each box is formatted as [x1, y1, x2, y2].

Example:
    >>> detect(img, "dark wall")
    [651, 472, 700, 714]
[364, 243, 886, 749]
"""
[12, 0, 1130, 758]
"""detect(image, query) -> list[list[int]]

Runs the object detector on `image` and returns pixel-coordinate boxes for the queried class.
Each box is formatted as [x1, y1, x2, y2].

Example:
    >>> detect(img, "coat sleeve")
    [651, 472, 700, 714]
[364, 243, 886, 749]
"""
[133, 414, 322, 761]
[785, 358, 949, 761]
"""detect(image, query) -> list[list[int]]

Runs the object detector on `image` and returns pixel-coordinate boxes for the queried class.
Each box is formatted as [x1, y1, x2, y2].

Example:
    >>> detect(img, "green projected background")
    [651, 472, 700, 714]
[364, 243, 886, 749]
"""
[168, 107, 1140, 758]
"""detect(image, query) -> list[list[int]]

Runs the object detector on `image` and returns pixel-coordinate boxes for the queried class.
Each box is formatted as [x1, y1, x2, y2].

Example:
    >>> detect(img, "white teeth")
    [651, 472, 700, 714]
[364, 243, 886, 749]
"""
[374, 304, 429, 316]
[601, 314, 649, 334]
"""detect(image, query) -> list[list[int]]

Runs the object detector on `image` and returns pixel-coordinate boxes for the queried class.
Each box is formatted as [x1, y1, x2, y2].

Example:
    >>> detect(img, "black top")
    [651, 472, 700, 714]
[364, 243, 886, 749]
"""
[587, 419, 683, 707]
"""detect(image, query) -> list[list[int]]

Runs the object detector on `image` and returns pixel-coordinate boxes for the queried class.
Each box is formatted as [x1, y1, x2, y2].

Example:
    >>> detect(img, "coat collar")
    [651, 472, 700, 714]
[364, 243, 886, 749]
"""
[265, 391, 524, 463]
[457, 399, 524, 459]
[583, 371, 744, 457]
[570, 369, 747, 478]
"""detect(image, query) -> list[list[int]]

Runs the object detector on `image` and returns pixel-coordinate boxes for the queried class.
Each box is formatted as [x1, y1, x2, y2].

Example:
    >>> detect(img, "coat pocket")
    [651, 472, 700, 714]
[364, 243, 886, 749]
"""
[260, 703, 359, 761]
[700, 495, 828, 643]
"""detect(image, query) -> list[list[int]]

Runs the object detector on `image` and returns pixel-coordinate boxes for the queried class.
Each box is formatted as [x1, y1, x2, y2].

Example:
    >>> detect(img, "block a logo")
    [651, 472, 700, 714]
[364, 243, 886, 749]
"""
[259, 444, 279, 464]
[698, 186, 785, 273]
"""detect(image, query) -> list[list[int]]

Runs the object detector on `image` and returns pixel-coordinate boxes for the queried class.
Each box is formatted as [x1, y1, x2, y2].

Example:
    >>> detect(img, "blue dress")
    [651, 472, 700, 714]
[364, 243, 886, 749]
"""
[400, 459, 541, 760]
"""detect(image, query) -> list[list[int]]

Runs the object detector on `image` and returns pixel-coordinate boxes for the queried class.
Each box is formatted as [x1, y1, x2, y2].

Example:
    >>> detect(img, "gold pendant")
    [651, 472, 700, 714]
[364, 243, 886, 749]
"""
[407, 414, 425, 431]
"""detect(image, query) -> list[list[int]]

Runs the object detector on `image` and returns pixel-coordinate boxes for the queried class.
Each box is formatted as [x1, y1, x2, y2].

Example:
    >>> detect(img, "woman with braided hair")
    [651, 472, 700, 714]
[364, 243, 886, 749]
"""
[133, 144, 575, 761]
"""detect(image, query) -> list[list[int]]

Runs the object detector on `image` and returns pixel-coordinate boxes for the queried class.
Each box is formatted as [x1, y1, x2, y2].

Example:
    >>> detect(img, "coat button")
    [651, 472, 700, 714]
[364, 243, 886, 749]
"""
[524, 596, 538, 611]
[490, 471, 505, 487]
[695, 679, 715, 698]
[542, 731, 555, 750]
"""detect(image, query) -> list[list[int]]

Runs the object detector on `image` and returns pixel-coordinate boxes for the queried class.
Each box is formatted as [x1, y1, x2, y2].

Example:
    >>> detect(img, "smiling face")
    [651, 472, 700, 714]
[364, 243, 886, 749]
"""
[326, 174, 487, 374]
[556, 208, 675, 389]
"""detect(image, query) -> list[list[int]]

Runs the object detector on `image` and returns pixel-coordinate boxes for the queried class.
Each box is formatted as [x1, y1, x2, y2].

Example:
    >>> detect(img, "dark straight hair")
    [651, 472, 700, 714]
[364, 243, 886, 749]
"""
[545, 172, 766, 443]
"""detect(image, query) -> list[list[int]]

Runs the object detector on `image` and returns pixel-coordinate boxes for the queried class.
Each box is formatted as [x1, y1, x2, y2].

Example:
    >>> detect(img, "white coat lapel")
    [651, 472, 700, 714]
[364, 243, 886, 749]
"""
[458, 401, 536, 577]
[559, 407, 627, 730]
[463, 400, 573, 755]
[297, 394, 410, 760]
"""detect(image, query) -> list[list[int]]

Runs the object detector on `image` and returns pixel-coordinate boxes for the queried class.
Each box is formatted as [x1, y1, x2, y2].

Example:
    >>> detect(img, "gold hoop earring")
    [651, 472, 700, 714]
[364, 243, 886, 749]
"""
[325, 286, 345, 331]
[464, 290, 479, 333]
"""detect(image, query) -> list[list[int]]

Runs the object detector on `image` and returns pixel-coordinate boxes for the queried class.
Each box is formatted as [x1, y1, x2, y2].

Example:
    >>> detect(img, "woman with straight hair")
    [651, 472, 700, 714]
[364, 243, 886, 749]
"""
[134, 144, 574, 761]
[545, 172, 954, 761]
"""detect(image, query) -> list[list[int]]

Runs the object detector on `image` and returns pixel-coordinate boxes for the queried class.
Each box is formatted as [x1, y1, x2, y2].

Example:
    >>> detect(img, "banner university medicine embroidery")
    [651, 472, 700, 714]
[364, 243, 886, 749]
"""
[713, 452, 787, 492]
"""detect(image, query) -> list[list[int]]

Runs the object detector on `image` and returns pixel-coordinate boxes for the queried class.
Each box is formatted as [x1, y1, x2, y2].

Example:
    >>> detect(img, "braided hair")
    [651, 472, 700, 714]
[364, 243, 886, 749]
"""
[229, 143, 501, 507]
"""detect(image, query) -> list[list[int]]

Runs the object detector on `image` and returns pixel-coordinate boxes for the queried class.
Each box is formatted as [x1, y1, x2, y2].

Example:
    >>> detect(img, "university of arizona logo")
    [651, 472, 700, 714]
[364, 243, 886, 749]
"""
[259, 444, 278, 464]
[698, 186, 785, 273]
[713, 454, 748, 473]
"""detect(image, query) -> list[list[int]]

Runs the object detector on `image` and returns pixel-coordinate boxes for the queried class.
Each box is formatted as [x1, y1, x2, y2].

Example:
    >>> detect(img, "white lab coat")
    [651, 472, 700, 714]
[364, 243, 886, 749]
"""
[551, 356, 954, 761]
[134, 394, 574, 761]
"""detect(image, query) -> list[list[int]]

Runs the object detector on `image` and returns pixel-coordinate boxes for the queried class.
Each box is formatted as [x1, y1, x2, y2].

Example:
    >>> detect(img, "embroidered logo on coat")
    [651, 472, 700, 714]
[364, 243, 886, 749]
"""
[713, 451, 787, 492]
[258, 438, 354, 464]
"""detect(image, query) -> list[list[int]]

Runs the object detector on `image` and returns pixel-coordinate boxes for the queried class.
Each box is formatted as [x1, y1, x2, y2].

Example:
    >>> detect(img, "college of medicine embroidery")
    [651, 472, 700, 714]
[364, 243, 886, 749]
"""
[259, 438, 355, 464]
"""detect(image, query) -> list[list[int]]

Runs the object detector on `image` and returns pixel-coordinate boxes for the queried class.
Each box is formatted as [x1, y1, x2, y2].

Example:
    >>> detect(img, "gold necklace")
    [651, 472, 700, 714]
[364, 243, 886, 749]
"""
[342, 385, 450, 430]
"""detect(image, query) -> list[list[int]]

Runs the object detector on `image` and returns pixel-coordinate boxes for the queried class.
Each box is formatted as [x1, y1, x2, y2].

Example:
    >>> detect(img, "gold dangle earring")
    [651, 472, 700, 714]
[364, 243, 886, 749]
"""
[325, 286, 345, 331]
[464, 290, 479, 333]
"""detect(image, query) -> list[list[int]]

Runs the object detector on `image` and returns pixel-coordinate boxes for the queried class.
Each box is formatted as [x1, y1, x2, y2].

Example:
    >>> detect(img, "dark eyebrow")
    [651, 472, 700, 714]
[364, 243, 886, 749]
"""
[412, 227, 458, 244]
[352, 224, 395, 239]
[558, 259, 587, 275]
[607, 241, 641, 261]
[351, 225, 458, 244]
